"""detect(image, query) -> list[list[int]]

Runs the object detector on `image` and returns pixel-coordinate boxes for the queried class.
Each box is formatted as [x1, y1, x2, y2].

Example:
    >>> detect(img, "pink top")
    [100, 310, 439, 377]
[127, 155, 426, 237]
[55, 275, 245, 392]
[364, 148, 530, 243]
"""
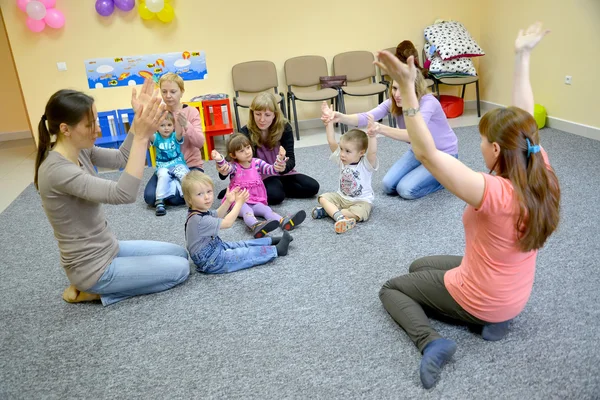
[178, 106, 205, 169]
[219, 158, 278, 205]
[445, 151, 551, 322]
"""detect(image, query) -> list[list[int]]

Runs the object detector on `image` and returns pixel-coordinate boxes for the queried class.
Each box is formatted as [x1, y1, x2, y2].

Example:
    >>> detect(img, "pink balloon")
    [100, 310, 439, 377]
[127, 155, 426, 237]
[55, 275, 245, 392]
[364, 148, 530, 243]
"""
[26, 17, 45, 32]
[39, 0, 56, 8]
[44, 8, 64, 29]
[17, 0, 31, 12]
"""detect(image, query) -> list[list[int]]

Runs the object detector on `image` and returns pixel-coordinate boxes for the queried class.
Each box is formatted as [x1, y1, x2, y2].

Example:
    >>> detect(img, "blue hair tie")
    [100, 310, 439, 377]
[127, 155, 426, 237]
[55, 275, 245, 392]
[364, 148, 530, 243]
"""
[526, 138, 540, 158]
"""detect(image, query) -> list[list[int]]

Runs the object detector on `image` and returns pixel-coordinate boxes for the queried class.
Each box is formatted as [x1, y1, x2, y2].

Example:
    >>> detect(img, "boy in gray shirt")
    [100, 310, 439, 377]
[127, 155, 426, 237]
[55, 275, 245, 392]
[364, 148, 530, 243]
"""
[182, 171, 293, 273]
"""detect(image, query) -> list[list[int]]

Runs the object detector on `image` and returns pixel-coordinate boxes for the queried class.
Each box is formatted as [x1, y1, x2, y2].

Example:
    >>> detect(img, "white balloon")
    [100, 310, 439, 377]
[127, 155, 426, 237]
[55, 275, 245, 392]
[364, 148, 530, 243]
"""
[145, 0, 164, 13]
[128, 80, 137, 87]
[95, 83, 104, 89]
[26, 1, 47, 21]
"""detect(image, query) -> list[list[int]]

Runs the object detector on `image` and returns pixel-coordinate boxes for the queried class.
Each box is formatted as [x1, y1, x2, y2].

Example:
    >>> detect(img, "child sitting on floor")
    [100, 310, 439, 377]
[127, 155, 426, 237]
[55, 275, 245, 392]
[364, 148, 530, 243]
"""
[151, 112, 190, 216]
[182, 171, 293, 274]
[314, 102, 379, 233]
[211, 133, 306, 238]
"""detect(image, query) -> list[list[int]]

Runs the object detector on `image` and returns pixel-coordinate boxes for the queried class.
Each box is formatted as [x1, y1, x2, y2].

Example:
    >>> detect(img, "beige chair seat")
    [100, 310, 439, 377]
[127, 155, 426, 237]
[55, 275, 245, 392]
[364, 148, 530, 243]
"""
[341, 83, 387, 96]
[235, 93, 284, 108]
[438, 76, 479, 85]
[294, 88, 339, 101]
[425, 78, 435, 88]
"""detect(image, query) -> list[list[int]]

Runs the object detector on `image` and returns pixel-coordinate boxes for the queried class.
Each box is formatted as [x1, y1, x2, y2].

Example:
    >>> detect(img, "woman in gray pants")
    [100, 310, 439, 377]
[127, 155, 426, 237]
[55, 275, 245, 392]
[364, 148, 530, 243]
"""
[375, 22, 561, 389]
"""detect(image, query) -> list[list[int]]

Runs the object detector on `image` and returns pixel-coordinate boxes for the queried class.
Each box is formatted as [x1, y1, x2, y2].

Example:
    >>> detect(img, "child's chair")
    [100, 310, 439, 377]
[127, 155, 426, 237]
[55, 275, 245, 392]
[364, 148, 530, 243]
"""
[202, 98, 234, 160]
[95, 110, 120, 149]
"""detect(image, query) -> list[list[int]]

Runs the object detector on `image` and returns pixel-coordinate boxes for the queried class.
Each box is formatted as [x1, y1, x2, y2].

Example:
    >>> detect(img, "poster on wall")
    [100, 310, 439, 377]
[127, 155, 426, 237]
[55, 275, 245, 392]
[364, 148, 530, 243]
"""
[85, 50, 207, 89]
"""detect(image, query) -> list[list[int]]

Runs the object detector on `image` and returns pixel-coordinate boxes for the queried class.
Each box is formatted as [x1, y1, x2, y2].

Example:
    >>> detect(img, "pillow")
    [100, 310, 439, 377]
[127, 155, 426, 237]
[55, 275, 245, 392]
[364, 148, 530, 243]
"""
[424, 43, 477, 76]
[424, 21, 484, 60]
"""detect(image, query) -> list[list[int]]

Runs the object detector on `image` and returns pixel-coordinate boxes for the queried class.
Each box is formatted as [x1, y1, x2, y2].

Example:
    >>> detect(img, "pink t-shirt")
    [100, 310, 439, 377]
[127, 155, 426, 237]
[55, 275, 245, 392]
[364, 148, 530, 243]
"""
[444, 172, 540, 323]
[178, 106, 205, 169]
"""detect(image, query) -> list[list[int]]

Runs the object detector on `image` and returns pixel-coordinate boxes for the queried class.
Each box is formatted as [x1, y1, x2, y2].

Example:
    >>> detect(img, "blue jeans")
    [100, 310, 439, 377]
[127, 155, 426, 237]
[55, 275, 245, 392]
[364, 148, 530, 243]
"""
[191, 237, 277, 274]
[382, 149, 458, 200]
[87, 240, 190, 306]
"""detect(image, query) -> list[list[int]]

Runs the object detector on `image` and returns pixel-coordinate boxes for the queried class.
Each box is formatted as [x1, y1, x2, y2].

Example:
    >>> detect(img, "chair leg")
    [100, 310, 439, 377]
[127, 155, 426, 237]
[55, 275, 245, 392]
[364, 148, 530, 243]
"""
[461, 85, 466, 99]
[291, 95, 300, 141]
[332, 97, 338, 128]
[476, 80, 481, 117]
[279, 93, 287, 118]
[233, 103, 241, 133]
[287, 94, 291, 126]
[338, 92, 347, 134]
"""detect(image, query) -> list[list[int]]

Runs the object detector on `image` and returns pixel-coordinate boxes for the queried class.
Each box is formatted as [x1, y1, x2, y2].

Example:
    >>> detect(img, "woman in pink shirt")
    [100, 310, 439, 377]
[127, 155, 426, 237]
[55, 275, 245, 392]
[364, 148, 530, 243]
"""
[144, 73, 205, 206]
[376, 23, 561, 389]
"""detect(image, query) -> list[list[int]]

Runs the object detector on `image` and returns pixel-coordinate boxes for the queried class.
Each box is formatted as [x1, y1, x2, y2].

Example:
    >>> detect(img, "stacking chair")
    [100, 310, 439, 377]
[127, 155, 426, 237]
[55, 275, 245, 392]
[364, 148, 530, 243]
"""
[95, 110, 120, 149]
[333, 51, 390, 132]
[231, 60, 286, 132]
[284, 55, 341, 140]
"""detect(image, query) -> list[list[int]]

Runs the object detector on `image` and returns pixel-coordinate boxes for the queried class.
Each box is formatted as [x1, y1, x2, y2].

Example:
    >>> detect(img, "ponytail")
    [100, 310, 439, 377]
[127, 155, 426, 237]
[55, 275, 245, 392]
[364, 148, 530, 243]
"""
[34, 116, 52, 189]
[34, 90, 95, 190]
[479, 107, 561, 252]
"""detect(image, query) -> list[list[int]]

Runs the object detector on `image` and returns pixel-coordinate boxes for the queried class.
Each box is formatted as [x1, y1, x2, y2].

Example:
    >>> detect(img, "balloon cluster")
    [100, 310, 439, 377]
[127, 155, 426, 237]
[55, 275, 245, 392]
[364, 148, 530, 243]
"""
[138, 0, 175, 23]
[17, 0, 65, 32]
[95, 0, 135, 16]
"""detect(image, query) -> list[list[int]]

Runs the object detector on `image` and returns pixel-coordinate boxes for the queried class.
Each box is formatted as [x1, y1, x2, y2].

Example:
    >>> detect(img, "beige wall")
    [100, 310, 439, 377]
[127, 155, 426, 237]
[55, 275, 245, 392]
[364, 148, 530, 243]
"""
[0, 10, 30, 136]
[479, 0, 600, 127]
[0, 0, 481, 144]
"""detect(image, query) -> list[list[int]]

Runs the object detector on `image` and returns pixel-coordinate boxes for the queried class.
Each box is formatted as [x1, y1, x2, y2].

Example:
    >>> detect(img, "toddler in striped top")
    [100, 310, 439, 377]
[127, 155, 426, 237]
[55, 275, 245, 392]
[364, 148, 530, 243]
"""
[211, 133, 306, 238]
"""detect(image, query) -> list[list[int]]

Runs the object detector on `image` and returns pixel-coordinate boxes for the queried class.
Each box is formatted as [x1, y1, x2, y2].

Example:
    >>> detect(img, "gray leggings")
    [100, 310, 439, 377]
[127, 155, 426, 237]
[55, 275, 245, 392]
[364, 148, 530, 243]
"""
[379, 255, 486, 352]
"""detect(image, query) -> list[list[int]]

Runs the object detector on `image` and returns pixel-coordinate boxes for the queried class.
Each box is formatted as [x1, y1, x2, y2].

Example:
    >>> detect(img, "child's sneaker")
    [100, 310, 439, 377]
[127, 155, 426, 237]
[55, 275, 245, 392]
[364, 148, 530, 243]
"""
[251, 220, 280, 238]
[155, 203, 166, 216]
[334, 217, 356, 234]
[311, 206, 326, 219]
[280, 210, 306, 231]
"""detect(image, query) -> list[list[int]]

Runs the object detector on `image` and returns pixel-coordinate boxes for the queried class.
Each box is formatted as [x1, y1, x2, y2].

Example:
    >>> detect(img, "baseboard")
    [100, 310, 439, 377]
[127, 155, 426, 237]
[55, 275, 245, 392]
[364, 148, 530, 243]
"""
[465, 101, 600, 141]
[0, 130, 31, 142]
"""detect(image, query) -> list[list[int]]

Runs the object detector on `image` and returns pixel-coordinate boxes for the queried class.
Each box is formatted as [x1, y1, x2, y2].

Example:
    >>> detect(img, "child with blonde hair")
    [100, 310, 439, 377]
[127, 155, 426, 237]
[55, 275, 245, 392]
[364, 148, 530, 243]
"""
[314, 102, 379, 233]
[182, 171, 293, 274]
[211, 133, 306, 238]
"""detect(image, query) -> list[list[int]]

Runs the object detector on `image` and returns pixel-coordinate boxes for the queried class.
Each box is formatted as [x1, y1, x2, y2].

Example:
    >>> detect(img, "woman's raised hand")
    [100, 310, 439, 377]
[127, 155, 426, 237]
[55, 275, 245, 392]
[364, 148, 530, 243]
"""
[131, 78, 157, 115]
[131, 83, 166, 140]
[320, 101, 338, 124]
[515, 22, 550, 53]
[374, 51, 418, 90]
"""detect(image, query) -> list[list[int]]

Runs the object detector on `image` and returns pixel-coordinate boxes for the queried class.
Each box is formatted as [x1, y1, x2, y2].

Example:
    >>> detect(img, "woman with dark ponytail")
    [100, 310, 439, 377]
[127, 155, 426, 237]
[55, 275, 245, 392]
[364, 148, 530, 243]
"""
[36, 79, 190, 306]
[376, 23, 560, 389]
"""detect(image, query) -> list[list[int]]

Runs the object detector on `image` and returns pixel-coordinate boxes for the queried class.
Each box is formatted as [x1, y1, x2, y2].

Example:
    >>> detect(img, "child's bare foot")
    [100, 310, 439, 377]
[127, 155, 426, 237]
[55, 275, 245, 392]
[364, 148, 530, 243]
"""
[62, 285, 100, 303]
[334, 218, 356, 234]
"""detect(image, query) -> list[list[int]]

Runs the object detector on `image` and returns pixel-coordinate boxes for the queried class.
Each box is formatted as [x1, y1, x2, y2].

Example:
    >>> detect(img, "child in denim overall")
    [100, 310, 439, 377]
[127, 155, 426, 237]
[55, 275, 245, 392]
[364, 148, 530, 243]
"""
[211, 133, 306, 238]
[182, 171, 293, 274]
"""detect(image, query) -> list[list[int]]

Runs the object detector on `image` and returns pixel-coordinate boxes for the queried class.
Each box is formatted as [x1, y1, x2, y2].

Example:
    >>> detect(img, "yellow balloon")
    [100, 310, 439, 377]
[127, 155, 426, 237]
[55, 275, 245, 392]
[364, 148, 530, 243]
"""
[138, 3, 155, 20]
[156, 3, 174, 23]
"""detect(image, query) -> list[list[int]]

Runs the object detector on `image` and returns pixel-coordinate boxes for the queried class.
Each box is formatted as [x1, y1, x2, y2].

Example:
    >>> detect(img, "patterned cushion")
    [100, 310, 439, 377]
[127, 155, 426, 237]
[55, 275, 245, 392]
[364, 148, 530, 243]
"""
[424, 43, 477, 76]
[424, 21, 484, 60]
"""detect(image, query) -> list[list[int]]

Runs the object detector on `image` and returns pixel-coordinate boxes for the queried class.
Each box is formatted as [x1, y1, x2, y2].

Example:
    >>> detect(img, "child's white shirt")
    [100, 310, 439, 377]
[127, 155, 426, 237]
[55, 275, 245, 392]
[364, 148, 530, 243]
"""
[329, 147, 379, 204]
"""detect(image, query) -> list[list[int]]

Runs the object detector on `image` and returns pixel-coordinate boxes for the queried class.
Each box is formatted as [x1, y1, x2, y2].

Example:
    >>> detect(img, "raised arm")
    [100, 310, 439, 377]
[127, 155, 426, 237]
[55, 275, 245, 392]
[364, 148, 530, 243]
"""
[321, 99, 391, 128]
[375, 52, 485, 207]
[321, 102, 339, 152]
[365, 115, 378, 167]
[513, 22, 550, 115]
[89, 132, 133, 170]
[212, 150, 234, 176]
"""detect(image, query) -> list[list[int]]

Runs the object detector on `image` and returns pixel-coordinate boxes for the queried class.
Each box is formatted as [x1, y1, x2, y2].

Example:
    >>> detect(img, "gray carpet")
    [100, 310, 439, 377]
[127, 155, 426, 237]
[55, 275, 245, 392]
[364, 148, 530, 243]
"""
[1, 126, 599, 399]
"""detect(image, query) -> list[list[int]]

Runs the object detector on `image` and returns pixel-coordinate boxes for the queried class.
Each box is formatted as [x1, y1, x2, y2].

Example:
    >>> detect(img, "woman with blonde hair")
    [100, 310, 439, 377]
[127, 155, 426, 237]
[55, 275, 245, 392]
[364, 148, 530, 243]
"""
[220, 92, 319, 205]
[376, 23, 560, 389]
[144, 72, 205, 207]
[322, 41, 458, 200]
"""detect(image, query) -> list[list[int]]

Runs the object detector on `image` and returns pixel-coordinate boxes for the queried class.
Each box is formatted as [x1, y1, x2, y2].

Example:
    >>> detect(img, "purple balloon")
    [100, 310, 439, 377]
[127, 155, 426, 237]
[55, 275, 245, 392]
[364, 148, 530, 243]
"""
[114, 0, 134, 11]
[95, 0, 114, 16]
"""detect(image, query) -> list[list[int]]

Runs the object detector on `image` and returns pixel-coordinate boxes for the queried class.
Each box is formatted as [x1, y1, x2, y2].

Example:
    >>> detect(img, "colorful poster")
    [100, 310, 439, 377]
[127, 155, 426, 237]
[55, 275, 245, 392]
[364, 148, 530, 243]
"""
[85, 50, 207, 89]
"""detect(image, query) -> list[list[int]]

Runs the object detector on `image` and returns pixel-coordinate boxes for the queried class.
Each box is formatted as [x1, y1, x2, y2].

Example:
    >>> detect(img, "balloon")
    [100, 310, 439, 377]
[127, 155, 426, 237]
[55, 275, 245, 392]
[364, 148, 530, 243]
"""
[114, 0, 134, 11]
[145, 0, 164, 13]
[95, 0, 114, 17]
[137, 3, 154, 20]
[156, 3, 174, 23]
[38, 0, 55, 8]
[17, 0, 31, 12]
[26, 17, 45, 32]
[26, 1, 46, 20]
[44, 8, 65, 28]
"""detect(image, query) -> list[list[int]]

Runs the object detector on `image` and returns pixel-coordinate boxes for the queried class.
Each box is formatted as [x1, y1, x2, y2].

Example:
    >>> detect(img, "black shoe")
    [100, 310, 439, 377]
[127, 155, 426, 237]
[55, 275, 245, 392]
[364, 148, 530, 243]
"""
[280, 210, 306, 231]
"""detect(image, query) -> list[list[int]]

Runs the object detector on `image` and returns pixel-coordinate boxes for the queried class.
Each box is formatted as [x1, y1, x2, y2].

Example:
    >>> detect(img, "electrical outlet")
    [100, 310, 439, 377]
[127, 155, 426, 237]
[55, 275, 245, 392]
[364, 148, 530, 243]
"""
[565, 75, 572, 85]
[57, 62, 67, 71]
